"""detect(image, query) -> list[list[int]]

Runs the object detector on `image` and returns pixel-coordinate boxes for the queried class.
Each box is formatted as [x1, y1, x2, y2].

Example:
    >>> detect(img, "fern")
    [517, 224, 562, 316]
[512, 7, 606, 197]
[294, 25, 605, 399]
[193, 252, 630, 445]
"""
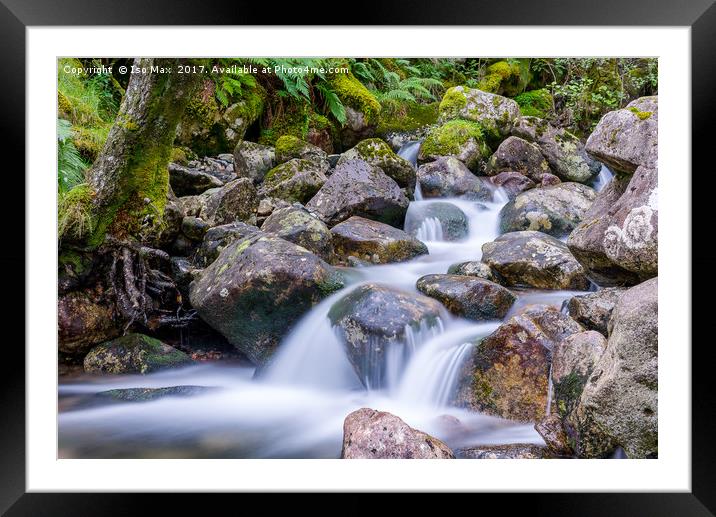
[57, 119, 87, 193]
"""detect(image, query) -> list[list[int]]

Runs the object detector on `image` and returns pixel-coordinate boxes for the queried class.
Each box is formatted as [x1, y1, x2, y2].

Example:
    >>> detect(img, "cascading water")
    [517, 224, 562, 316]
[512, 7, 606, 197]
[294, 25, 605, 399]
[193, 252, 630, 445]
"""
[59, 139, 588, 459]
[591, 164, 614, 192]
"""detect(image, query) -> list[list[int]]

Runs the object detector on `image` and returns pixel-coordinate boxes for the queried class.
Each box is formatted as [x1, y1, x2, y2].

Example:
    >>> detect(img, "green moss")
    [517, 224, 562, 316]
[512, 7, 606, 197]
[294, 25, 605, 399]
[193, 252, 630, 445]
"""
[554, 371, 588, 419]
[170, 147, 189, 165]
[350, 138, 396, 160]
[477, 60, 531, 97]
[185, 92, 219, 127]
[376, 101, 439, 134]
[328, 70, 381, 125]
[627, 106, 652, 120]
[58, 184, 95, 242]
[259, 104, 310, 146]
[275, 135, 308, 160]
[421, 120, 490, 159]
[514, 89, 554, 118]
[438, 87, 468, 119]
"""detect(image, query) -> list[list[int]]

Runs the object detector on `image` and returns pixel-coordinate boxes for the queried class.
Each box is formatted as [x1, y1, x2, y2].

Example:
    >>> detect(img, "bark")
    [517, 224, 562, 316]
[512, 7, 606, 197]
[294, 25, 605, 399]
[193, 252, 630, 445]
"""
[87, 58, 202, 247]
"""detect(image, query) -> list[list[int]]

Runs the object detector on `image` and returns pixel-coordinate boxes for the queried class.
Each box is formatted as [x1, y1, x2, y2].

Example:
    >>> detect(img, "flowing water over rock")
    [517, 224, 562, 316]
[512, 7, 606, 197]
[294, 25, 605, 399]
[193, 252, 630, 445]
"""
[59, 140, 591, 458]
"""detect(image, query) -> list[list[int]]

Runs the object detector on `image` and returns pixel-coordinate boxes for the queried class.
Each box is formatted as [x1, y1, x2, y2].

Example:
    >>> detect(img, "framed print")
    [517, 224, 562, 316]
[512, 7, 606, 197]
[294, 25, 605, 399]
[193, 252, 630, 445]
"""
[2, 0, 714, 513]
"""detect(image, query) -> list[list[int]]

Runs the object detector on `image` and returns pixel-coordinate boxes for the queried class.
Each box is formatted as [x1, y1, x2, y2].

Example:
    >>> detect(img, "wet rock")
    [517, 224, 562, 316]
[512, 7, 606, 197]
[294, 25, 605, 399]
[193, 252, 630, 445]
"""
[512, 116, 600, 183]
[177, 191, 214, 218]
[416, 274, 515, 321]
[171, 256, 201, 297]
[331, 216, 427, 265]
[418, 120, 491, 172]
[455, 305, 583, 422]
[274, 135, 329, 168]
[499, 183, 596, 238]
[567, 165, 657, 286]
[194, 221, 262, 267]
[457, 444, 548, 459]
[189, 233, 345, 365]
[233, 141, 276, 184]
[306, 159, 409, 228]
[338, 138, 415, 189]
[552, 330, 607, 420]
[585, 96, 658, 173]
[482, 231, 591, 290]
[154, 187, 184, 248]
[535, 414, 572, 456]
[571, 278, 658, 458]
[96, 386, 212, 403]
[341, 408, 455, 459]
[540, 173, 561, 186]
[438, 86, 521, 138]
[486, 136, 552, 182]
[58, 290, 121, 355]
[565, 288, 626, 335]
[447, 261, 500, 283]
[258, 158, 328, 204]
[180, 216, 210, 242]
[416, 157, 492, 200]
[199, 178, 258, 226]
[261, 205, 334, 261]
[404, 201, 469, 241]
[84, 334, 192, 374]
[329, 283, 444, 388]
[490, 171, 536, 200]
[168, 162, 224, 196]
[340, 105, 378, 149]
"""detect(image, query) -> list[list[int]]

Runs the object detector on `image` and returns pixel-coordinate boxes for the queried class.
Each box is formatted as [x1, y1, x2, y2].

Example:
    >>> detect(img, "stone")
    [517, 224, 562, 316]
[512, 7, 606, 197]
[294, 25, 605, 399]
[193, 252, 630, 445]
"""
[416, 274, 515, 321]
[58, 290, 121, 356]
[585, 96, 658, 173]
[565, 288, 627, 335]
[341, 408, 455, 459]
[486, 136, 552, 182]
[404, 201, 469, 241]
[338, 138, 416, 189]
[168, 162, 224, 196]
[306, 159, 409, 228]
[490, 171, 536, 200]
[261, 205, 334, 261]
[457, 444, 548, 459]
[330, 216, 428, 265]
[416, 157, 493, 200]
[438, 86, 521, 138]
[328, 283, 444, 388]
[83, 334, 192, 374]
[233, 141, 275, 184]
[258, 158, 328, 204]
[418, 120, 491, 172]
[567, 165, 657, 286]
[499, 183, 596, 238]
[482, 231, 591, 290]
[199, 178, 258, 226]
[447, 261, 499, 283]
[189, 233, 344, 365]
[194, 221, 261, 267]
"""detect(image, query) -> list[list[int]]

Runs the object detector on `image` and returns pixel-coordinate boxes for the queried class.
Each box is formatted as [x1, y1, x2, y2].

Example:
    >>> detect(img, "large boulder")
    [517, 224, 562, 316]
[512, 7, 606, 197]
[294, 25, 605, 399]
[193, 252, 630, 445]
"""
[416, 157, 492, 200]
[486, 136, 552, 182]
[457, 444, 548, 459]
[551, 330, 607, 420]
[490, 171, 537, 199]
[194, 221, 261, 267]
[482, 231, 591, 290]
[306, 159, 409, 228]
[189, 233, 345, 365]
[274, 135, 329, 168]
[83, 334, 192, 374]
[455, 305, 583, 422]
[418, 120, 491, 172]
[199, 178, 258, 226]
[330, 216, 428, 265]
[328, 284, 444, 388]
[58, 289, 121, 356]
[233, 141, 276, 184]
[499, 183, 596, 238]
[328, 71, 381, 148]
[416, 274, 515, 321]
[585, 96, 658, 173]
[404, 201, 469, 241]
[261, 205, 334, 261]
[168, 162, 224, 196]
[567, 165, 657, 286]
[512, 116, 600, 183]
[258, 159, 328, 204]
[341, 408, 455, 459]
[438, 86, 521, 139]
[565, 288, 627, 336]
[447, 261, 500, 283]
[571, 278, 658, 458]
[338, 138, 415, 189]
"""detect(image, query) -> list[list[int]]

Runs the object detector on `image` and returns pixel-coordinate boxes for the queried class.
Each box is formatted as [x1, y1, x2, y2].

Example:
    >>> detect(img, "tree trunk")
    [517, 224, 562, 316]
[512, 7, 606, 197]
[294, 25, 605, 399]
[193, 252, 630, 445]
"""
[87, 58, 201, 247]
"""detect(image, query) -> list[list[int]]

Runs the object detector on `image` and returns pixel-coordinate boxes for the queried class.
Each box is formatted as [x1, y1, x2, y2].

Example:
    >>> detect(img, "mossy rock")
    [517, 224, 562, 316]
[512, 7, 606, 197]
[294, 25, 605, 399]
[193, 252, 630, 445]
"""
[376, 101, 439, 135]
[476, 59, 531, 97]
[259, 158, 328, 204]
[438, 86, 521, 142]
[419, 120, 491, 172]
[58, 184, 95, 243]
[329, 70, 381, 125]
[337, 138, 415, 189]
[83, 334, 192, 374]
[274, 135, 328, 166]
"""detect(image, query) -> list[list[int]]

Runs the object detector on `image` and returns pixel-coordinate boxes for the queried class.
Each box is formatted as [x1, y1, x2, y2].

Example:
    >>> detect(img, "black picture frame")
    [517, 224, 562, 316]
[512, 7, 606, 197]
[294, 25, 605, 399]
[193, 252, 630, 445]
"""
[2, 0, 713, 513]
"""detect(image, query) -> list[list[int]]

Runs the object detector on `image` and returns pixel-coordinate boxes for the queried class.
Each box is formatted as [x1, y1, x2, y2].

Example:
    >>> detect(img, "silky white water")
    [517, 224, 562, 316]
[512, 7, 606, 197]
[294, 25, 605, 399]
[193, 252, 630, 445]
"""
[58, 140, 586, 458]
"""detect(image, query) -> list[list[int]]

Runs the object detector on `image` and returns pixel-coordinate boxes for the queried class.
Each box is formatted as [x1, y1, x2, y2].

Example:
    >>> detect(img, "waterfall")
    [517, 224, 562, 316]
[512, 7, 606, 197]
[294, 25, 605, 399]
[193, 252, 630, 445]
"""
[396, 140, 422, 168]
[415, 217, 444, 242]
[591, 164, 614, 192]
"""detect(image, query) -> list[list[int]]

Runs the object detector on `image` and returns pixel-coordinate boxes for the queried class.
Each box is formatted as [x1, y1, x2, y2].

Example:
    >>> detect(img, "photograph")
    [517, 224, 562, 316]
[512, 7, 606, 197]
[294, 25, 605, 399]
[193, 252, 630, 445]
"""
[55, 56, 659, 460]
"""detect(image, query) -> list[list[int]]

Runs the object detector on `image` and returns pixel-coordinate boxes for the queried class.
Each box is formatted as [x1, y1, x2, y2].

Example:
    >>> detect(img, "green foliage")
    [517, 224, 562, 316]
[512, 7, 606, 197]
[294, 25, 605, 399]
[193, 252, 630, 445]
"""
[421, 120, 490, 158]
[514, 89, 554, 119]
[57, 119, 88, 193]
[58, 183, 95, 241]
[212, 60, 258, 107]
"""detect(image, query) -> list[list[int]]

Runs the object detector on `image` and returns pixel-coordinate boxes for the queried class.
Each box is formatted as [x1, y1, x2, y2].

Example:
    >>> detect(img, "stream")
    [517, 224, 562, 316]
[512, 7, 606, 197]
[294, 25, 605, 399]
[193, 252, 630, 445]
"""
[58, 141, 601, 458]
